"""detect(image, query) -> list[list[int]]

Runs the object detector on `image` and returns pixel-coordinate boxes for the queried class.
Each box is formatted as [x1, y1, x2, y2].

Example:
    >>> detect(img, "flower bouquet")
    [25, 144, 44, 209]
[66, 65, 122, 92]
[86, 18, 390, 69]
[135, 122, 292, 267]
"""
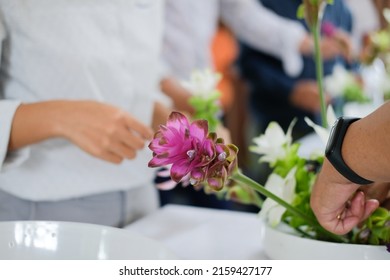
[148, 0, 390, 258]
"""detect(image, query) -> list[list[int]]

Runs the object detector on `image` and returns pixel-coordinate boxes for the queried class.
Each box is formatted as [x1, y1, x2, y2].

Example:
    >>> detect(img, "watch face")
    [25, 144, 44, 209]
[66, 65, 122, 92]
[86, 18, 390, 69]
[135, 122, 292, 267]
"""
[325, 118, 340, 155]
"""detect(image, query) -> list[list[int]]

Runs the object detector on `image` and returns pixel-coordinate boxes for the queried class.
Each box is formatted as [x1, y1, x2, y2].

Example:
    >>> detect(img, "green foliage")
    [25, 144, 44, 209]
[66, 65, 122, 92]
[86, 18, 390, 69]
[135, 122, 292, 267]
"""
[296, 4, 305, 20]
[343, 84, 370, 103]
[189, 90, 221, 132]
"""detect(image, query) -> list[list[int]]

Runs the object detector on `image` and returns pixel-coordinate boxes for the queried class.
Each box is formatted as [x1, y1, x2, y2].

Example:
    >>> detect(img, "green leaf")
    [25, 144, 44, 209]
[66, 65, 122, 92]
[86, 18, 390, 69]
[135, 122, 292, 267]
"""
[296, 4, 305, 19]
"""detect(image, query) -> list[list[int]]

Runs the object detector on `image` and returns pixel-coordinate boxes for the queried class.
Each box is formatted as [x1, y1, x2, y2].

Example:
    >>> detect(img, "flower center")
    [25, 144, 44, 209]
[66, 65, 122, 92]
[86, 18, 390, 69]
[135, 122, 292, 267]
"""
[187, 150, 196, 160]
[189, 178, 198, 185]
[218, 152, 227, 161]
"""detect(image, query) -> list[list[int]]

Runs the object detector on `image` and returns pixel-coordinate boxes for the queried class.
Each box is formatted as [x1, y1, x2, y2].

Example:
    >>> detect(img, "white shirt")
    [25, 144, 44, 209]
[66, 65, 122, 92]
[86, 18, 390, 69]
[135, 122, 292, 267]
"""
[0, 0, 164, 201]
[162, 0, 307, 79]
[345, 0, 380, 52]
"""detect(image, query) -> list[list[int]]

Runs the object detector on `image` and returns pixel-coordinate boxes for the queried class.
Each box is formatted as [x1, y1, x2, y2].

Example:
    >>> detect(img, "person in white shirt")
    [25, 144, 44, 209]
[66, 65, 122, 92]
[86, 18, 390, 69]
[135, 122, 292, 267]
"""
[160, 0, 354, 115]
[0, 0, 169, 227]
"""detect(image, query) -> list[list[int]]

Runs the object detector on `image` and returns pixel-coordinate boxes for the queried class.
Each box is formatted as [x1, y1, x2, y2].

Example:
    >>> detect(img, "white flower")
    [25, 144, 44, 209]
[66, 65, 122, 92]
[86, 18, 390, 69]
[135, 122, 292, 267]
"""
[304, 105, 337, 146]
[250, 120, 295, 165]
[260, 167, 297, 227]
[181, 68, 221, 97]
[382, 74, 390, 94]
[384, 8, 390, 24]
[324, 64, 357, 98]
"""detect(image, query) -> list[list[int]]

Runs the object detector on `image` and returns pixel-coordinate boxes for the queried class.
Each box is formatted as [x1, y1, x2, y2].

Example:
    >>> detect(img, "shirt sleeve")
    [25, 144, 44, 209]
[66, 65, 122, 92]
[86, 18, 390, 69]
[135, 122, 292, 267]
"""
[0, 100, 32, 172]
[0, 16, 30, 171]
[220, 0, 306, 77]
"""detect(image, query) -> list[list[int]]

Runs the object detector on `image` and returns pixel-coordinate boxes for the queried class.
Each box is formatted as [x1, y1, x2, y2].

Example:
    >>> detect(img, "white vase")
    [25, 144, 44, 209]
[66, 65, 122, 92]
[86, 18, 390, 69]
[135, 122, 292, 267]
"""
[261, 222, 390, 260]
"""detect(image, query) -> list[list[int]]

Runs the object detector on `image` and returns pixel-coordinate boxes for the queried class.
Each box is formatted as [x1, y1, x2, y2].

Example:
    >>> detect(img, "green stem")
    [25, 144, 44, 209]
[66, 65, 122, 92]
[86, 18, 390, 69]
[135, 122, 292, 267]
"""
[231, 170, 348, 243]
[312, 23, 328, 129]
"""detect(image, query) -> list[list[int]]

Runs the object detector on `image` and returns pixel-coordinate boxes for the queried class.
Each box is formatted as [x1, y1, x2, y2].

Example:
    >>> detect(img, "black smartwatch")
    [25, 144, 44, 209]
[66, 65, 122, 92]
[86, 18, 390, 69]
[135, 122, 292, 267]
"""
[325, 117, 373, 185]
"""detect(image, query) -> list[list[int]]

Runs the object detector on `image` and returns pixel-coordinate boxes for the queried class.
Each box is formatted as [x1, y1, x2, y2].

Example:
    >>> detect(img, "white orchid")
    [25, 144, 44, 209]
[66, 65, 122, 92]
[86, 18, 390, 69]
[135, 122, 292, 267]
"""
[250, 120, 296, 165]
[259, 167, 297, 227]
[181, 68, 221, 97]
[304, 105, 337, 146]
[324, 64, 358, 98]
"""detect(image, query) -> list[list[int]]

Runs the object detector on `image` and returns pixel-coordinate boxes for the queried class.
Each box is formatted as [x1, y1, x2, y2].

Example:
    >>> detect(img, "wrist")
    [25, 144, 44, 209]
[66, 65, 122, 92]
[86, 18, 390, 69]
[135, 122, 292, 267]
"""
[326, 117, 373, 185]
[341, 120, 374, 183]
[9, 101, 68, 150]
[38, 100, 72, 138]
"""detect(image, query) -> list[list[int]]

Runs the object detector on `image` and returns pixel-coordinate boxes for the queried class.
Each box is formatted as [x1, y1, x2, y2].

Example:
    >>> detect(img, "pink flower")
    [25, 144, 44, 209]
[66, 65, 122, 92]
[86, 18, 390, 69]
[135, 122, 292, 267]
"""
[321, 21, 336, 37]
[206, 136, 238, 190]
[148, 112, 238, 190]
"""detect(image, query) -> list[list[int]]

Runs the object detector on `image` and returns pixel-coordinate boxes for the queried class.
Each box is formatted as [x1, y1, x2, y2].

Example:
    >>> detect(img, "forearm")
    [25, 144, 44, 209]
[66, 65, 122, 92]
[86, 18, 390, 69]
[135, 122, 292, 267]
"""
[220, 0, 306, 76]
[342, 101, 390, 182]
[9, 101, 66, 150]
[152, 101, 170, 132]
[160, 77, 194, 114]
[221, 0, 305, 59]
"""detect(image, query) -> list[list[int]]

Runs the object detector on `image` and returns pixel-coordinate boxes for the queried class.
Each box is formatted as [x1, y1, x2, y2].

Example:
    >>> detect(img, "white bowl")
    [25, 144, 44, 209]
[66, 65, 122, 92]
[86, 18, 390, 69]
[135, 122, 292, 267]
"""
[0, 221, 176, 260]
[262, 222, 390, 260]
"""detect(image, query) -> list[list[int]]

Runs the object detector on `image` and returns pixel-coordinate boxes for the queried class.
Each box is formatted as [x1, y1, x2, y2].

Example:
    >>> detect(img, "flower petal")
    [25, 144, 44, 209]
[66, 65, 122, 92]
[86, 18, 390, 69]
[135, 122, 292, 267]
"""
[189, 120, 208, 141]
[170, 161, 191, 182]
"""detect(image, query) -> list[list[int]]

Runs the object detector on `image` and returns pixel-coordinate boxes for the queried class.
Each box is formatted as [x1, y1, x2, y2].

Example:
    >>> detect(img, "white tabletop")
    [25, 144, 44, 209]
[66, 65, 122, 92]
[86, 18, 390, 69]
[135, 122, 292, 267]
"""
[124, 204, 268, 260]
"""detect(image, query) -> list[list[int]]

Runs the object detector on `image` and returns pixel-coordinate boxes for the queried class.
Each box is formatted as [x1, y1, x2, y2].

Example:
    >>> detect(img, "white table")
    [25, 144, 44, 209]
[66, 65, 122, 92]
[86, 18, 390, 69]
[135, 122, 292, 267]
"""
[125, 204, 268, 260]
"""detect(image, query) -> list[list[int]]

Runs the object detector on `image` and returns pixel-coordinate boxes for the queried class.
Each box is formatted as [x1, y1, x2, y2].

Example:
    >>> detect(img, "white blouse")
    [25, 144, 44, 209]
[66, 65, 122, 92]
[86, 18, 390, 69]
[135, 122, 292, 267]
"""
[162, 0, 307, 80]
[0, 0, 164, 201]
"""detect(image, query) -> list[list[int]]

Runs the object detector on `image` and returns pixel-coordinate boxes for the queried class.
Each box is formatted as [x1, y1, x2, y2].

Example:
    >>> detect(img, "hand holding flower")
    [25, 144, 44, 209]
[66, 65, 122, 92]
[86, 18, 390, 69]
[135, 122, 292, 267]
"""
[310, 158, 380, 235]
[149, 112, 346, 242]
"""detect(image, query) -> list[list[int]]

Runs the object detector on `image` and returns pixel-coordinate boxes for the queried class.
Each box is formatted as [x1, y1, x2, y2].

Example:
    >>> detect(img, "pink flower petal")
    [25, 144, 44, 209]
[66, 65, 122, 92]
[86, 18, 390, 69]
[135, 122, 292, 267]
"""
[170, 161, 191, 182]
[166, 112, 190, 131]
[189, 120, 208, 141]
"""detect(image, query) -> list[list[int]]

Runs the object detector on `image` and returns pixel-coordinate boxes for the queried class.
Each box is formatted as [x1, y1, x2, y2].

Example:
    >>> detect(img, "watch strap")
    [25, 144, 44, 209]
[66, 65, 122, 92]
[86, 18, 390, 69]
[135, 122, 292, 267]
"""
[326, 117, 373, 185]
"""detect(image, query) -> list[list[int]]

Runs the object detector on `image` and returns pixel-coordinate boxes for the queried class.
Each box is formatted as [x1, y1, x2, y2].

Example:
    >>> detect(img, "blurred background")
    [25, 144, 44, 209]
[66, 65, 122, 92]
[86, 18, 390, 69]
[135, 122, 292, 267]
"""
[158, 0, 390, 212]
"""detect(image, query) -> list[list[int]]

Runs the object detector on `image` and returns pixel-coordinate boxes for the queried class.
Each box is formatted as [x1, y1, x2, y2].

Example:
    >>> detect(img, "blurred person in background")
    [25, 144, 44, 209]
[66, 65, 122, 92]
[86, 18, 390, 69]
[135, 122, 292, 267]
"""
[238, 0, 355, 141]
[160, 0, 317, 116]
[0, 0, 171, 227]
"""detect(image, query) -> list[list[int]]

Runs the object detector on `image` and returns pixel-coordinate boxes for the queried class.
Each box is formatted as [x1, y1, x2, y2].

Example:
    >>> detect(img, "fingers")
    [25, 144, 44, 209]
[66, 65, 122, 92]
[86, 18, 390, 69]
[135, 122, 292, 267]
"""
[362, 199, 380, 221]
[99, 123, 151, 163]
[123, 113, 154, 140]
[359, 182, 390, 204]
[99, 151, 125, 164]
[320, 35, 353, 61]
[333, 30, 353, 61]
[322, 192, 380, 235]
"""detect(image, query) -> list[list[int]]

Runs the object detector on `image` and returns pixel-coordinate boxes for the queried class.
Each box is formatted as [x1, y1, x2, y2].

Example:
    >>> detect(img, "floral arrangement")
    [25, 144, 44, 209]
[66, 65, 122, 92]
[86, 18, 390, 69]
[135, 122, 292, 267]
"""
[148, 1, 390, 249]
[148, 109, 390, 246]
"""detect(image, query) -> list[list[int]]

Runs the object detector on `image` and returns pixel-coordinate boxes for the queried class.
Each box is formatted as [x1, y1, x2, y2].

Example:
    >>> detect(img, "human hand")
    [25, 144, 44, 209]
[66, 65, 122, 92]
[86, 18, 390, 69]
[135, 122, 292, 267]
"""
[216, 124, 232, 144]
[299, 32, 353, 61]
[330, 29, 354, 62]
[152, 101, 171, 132]
[359, 182, 390, 210]
[310, 159, 380, 235]
[57, 100, 153, 164]
[160, 77, 195, 114]
[290, 80, 331, 113]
